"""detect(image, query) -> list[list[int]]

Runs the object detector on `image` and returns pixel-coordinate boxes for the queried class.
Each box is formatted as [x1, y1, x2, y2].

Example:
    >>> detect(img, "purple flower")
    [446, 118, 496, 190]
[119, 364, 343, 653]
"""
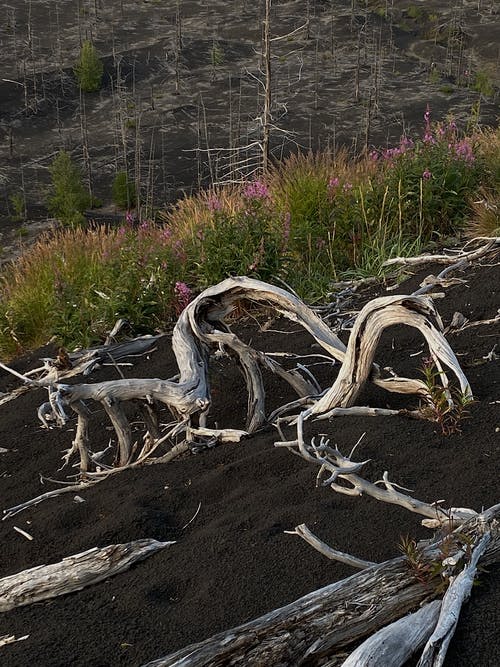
[424, 104, 431, 125]
[328, 177, 340, 189]
[207, 196, 221, 211]
[422, 168, 432, 180]
[174, 281, 192, 313]
[125, 210, 135, 224]
[454, 139, 475, 163]
[400, 136, 414, 150]
[343, 182, 353, 192]
[243, 180, 269, 199]
[383, 147, 402, 160]
[369, 150, 379, 161]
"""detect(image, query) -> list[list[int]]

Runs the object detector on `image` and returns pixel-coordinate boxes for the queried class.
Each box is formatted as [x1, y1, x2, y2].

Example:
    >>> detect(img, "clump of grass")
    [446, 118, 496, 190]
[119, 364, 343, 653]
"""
[465, 127, 500, 237]
[0, 224, 187, 357]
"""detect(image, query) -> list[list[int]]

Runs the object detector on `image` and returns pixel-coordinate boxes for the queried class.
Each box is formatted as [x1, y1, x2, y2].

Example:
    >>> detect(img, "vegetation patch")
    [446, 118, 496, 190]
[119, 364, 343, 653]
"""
[0, 115, 498, 359]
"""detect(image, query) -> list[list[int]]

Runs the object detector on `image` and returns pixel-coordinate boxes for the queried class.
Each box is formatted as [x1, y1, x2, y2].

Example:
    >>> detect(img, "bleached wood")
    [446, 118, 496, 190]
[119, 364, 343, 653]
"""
[141, 505, 500, 667]
[0, 539, 174, 612]
[340, 600, 442, 666]
[2, 481, 97, 521]
[382, 238, 498, 267]
[285, 523, 375, 569]
[277, 422, 477, 526]
[310, 294, 471, 415]
[417, 532, 491, 667]
[44, 277, 472, 473]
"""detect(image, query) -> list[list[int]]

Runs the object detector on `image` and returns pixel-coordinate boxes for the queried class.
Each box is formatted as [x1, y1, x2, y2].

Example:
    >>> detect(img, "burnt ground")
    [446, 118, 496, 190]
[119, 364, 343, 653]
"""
[0, 0, 499, 232]
[0, 255, 499, 666]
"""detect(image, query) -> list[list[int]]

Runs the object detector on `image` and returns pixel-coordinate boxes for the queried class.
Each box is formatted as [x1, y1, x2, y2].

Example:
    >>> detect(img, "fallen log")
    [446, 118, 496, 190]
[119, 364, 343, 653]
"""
[0, 539, 174, 612]
[340, 600, 442, 667]
[141, 504, 499, 667]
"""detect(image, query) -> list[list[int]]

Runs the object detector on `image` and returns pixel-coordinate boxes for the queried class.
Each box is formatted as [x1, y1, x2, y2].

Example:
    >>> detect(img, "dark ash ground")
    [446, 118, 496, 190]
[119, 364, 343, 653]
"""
[0, 257, 499, 667]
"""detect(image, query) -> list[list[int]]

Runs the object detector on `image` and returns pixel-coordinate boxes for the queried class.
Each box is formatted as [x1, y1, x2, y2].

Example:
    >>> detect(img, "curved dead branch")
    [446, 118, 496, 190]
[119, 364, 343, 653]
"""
[24, 276, 471, 474]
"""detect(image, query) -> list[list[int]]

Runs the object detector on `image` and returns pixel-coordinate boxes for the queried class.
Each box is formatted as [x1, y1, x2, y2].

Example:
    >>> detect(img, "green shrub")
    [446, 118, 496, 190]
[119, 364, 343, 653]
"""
[185, 186, 288, 287]
[9, 192, 25, 221]
[472, 70, 494, 98]
[74, 40, 103, 92]
[47, 151, 91, 227]
[112, 171, 136, 209]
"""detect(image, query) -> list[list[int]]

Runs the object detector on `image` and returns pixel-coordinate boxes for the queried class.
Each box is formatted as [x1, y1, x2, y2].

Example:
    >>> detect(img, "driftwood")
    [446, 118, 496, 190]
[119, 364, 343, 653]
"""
[341, 600, 442, 666]
[2, 481, 98, 521]
[31, 276, 472, 474]
[141, 504, 500, 667]
[0, 539, 174, 612]
[383, 237, 499, 268]
[417, 532, 491, 667]
[276, 428, 478, 527]
[0, 334, 163, 411]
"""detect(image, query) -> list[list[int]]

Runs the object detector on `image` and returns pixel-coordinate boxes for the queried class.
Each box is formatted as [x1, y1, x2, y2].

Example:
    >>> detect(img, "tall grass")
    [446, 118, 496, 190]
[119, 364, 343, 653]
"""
[1, 113, 498, 359]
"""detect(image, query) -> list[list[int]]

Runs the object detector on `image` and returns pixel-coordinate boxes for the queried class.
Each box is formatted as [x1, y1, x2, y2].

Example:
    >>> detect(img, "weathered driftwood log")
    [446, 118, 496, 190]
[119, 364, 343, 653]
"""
[41, 277, 470, 473]
[309, 293, 470, 415]
[0, 539, 174, 612]
[382, 237, 499, 268]
[141, 504, 500, 667]
[340, 600, 442, 667]
[416, 532, 491, 667]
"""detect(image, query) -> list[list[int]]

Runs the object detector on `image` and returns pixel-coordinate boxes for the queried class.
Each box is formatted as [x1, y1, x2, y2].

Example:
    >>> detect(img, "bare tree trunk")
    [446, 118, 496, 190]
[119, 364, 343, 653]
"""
[262, 0, 272, 173]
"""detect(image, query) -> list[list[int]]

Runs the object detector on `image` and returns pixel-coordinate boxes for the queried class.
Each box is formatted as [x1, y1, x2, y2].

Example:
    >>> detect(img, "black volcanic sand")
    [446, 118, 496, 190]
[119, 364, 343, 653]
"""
[0, 258, 499, 667]
[1, 0, 499, 225]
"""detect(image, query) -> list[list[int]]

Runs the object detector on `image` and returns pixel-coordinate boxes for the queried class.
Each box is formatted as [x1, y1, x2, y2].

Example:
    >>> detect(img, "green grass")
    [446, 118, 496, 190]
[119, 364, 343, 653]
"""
[0, 116, 498, 359]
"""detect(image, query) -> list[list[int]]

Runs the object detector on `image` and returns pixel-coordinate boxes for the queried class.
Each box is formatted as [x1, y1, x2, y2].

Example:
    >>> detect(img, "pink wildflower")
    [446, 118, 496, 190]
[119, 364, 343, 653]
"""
[454, 139, 475, 163]
[343, 182, 353, 192]
[207, 196, 222, 211]
[243, 180, 269, 199]
[174, 281, 192, 314]
[422, 168, 432, 180]
[328, 177, 340, 189]
[383, 147, 402, 160]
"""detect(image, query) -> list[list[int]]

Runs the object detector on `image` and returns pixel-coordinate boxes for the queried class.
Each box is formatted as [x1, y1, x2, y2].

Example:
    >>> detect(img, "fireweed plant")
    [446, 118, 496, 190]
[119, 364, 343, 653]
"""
[0, 112, 498, 356]
[419, 356, 474, 436]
